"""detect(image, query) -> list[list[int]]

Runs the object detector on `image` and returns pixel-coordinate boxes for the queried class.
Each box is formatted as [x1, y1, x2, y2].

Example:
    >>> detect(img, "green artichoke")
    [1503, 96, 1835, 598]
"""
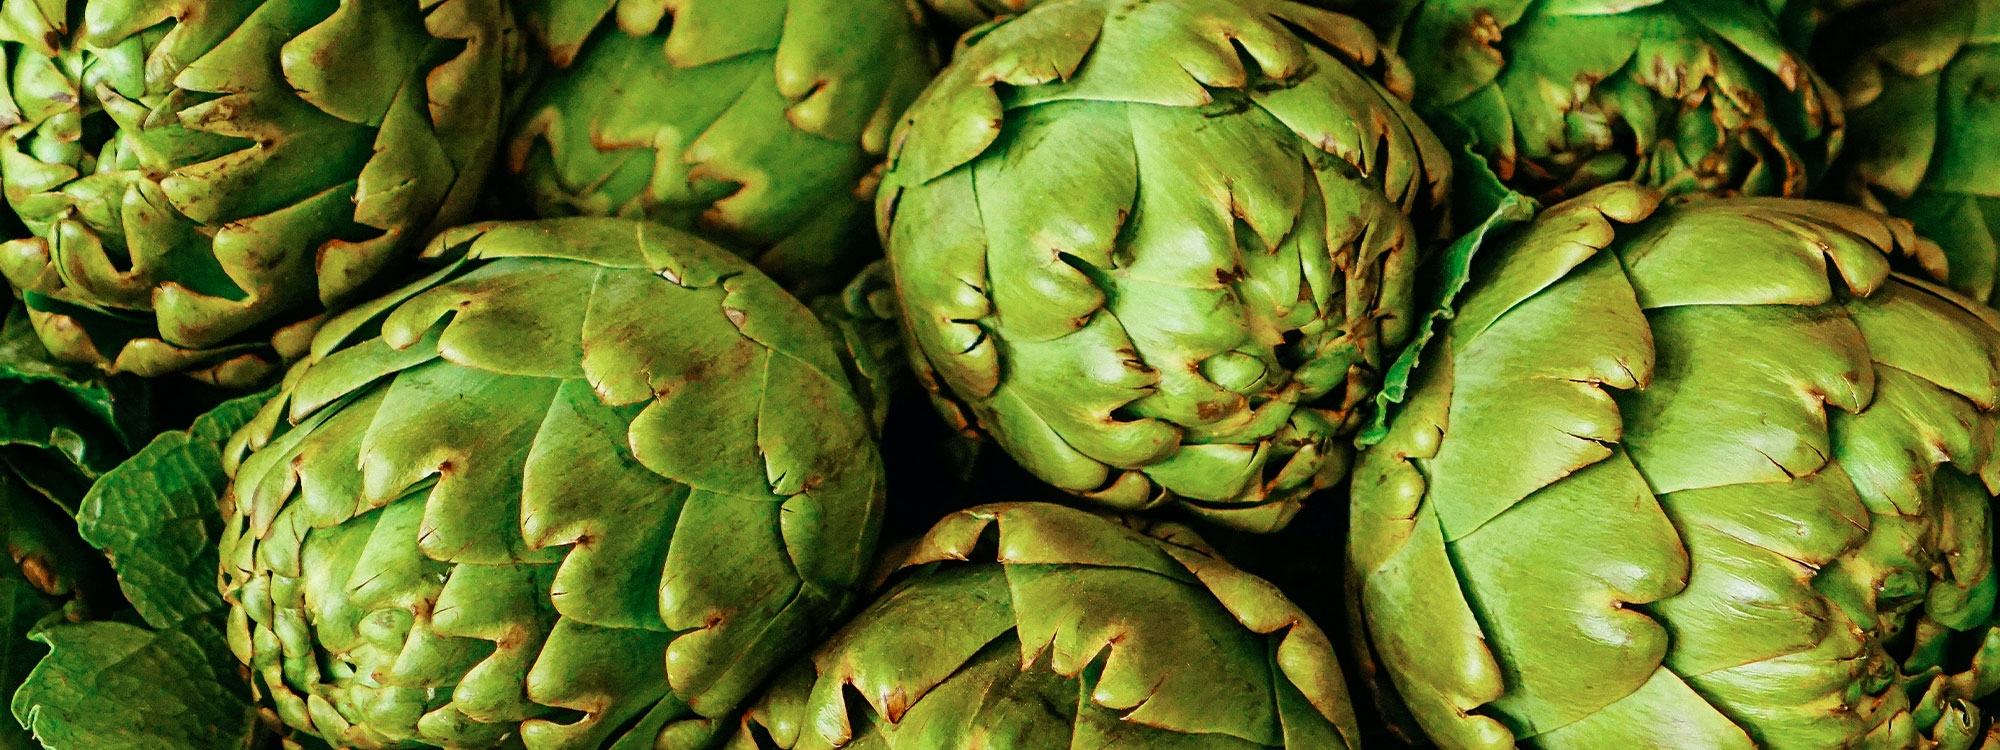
[723, 502, 1362, 749]
[1371, 0, 1844, 202]
[503, 0, 936, 292]
[1821, 0, 2000, 304]
[217, 218, 886, 748]
[0, 0, 516, 388]
[880, 0, 1452, 533]
[1349, 183, 2000, 748]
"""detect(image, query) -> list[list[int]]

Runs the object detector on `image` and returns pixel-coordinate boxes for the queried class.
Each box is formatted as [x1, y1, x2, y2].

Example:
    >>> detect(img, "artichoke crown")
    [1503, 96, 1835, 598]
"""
[504, 0, 937, 291]
[219, 218, 885, 749]
[1378, 0, 1844, 201]
[880, 0, 1452, 532]
[726, 502, 1361, 749]
[1352, 183, 2000, 747]
[1823, 0, 2000, 303]
[0, 0, 512, 387]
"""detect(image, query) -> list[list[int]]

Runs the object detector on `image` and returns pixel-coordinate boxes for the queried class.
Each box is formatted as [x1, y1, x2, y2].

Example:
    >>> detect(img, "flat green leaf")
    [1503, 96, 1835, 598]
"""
[1359, 150, 1537, 447]
[0, 579, 58, 750]
[11, 617, 255, 750]
[75, 390, 273, 630]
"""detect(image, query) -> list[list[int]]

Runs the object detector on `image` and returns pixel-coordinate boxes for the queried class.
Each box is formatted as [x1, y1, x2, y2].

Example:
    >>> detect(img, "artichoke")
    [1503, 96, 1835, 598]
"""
[1349, 183, 2000, 747]
[0, 0, 515, 388]
[880, 0, 1452, 533]
[723, 502, 1362, 750]
[1821, 0, 2000, 303]
[503, 0, 937, 292]
[217, 218, 886, 748]
[1371, 0, 1844, 202]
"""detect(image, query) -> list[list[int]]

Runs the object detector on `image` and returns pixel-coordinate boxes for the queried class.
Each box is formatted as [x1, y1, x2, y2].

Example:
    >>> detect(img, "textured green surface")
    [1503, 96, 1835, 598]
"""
[217, 218, 885, 749]
[0, 0, 513, 387]
[11, 387, 269, 750]
[1372, 0, 1843, 203]
[880, 0, 1452, 532]
[914, 0, 1040, 28]
[1823, 0, 2000, 304]
[505, 0, 936, 292]
[0, 294, 142, 750]
[722, 502, 1361, 750]
[1350, 184, 2000, 748]
[12, 618, 256, 750]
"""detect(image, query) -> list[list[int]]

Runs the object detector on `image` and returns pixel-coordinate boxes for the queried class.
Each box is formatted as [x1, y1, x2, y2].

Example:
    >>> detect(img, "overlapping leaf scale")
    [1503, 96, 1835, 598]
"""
[719, 502, 1359, 750]
[0, 0, 508, 387]
[1383, 0, 1840, 202]
[881, 0, 1449, 532]
[504, 0, 935, 291]
[218, 218, 884, 749]
[1350, 185, 2000, 748]
[1824, 0, 2000, 303]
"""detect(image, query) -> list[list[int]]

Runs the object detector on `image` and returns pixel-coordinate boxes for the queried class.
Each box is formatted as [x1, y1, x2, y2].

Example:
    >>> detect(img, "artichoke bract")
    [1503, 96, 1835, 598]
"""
[722, 502, 1361, 750]
[1822, 0, 2000, 303]
[217, 219, 886, 749]
[914, 0, 1037, 29]
[1372, 0, 1843, 202]
[913, 0, 1359, 29]
[880, 0, 1452, 533]
[504, 0, 936, 292]
[0, 0, 513, 389]
[1350, 184, 2000, 747]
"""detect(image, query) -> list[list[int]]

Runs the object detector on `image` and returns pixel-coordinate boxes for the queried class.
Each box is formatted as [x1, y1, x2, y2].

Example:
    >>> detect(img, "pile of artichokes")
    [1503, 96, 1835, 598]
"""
[0, 0, 1994, 748]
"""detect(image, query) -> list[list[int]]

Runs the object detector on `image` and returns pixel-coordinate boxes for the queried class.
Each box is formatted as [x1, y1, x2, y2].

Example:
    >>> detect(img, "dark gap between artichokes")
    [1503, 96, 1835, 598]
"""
[1817, 0, 2000, 307]
[0, 283, 147, 750]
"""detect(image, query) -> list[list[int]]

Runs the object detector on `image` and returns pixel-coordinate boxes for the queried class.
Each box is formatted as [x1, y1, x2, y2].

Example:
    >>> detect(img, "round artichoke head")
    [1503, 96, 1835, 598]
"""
[0, 0, 515, 388]
[1350, 183, 2000, 747]
[503, 0, 938, 292]
[1377, 0, 1844, 202]
[217, 219, 887, 749]
[879, 0, 1453, 533]
[1822, 0, 2000, 304]
[723, 501, 1361, 749]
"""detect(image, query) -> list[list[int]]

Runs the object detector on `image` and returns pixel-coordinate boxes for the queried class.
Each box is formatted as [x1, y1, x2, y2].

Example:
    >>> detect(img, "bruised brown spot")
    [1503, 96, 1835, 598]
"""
[1469, 10, 1503, 46]
[1116, 348, 1146, 370]
[677, 358, 713, 387]
[1776, 55, 1802, 91]
[18, 556, 57, 596]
